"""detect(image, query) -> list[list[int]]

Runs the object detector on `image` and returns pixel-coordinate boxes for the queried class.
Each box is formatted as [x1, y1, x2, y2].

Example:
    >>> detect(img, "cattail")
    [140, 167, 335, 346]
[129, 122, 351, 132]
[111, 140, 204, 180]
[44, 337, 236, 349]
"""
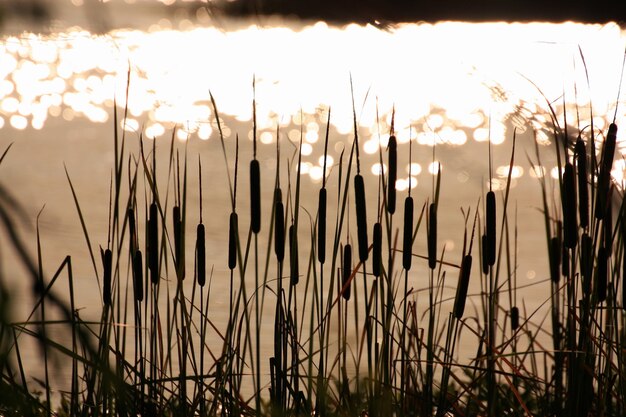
[354, 174, 369, 262]
[403, 196, 414, 271]
[575, 138, 589, 229]
[317, 188, 327, 264]
[597, 246, 607, 303]
[228, 212, 238, 270]
[623, 219, 626, 309]
[173, 205, 184, 279]
[372, 222, 382, 278]
[342, 244, 352, 300]
[453, 255, 472, 319]
[604, 189, 613, 252]
[148, 202, 159, 284]
[387, 135, 397, 214]
[269, 357, 277, 402]
[581, 233, 592, 295]
[562, 163, 577, 249]
[623, 230, 626, 309]
[510, 306, 519, 330]
[196, 224, 206, 287]
[486, 191, 496, 266]
[133, 250, 143, 302]
[428, 203, 437, 270]
[595, 123, 617, 219]
[102, 248, 112, 306]
[562, 242, 569, 278]
[549, 237, 561, 283]
[274, 189, 285, 262]
[250, 159, 261, 233]
[481, 234, 489, 275]
[128, 208, 137, 252]
[289, 224, 299, 286]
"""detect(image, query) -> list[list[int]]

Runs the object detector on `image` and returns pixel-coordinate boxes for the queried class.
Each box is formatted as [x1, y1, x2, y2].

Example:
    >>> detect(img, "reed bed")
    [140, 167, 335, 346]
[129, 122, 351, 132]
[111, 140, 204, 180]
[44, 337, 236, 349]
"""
[1, 79, 626, 417]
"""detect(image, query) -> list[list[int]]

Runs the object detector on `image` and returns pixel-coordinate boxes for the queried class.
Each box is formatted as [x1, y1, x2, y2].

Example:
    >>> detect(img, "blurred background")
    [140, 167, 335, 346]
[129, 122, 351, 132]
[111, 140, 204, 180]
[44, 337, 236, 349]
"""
[0, 0, 622, 35]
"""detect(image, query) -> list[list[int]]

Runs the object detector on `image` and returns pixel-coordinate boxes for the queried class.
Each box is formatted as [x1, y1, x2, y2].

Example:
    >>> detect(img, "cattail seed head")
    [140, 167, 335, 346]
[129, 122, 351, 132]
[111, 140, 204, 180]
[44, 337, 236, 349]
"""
[453, 255, 472, 319]
[342, 244, 352, 300]
[428, 203, 437, 270]
[354, 174, 369, 262]
[403, 196, 414, 271]
[562, 163, 578, 249]
[581, 233, 592, 294]
[274, 189, 285, 262]
[510, 307, 519, 330]
[173, 205, 184, 279]
[623, 236, 626, 310]
[387, 135, 397, 214]
[549, 237, 561, 283]
[228, 212, 238, 270]
[196, 223, 206, 287]
[597, 246, 607, 303]
[372, 222, 382, 278]
[562, 242, 569, 277]
[148, 202, 159, 285]
[604, 190, 613, 252]
[133, 250, 143, 302]
[317, 188, 327, 264]
[102, 248, 112, 306]
[486, 191, 496, 266]
[250, 159, 261, 233]
[289, 224, 299, 286]
[128, 208, 137, 253]
[575, 138, 589, 229]
[481, 234, 489, 275]
[595, 123, 617, 219]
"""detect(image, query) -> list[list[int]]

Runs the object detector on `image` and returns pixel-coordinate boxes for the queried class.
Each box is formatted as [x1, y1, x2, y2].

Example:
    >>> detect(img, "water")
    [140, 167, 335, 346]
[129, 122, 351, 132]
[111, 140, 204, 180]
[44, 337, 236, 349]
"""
[1, 2, 625, 402]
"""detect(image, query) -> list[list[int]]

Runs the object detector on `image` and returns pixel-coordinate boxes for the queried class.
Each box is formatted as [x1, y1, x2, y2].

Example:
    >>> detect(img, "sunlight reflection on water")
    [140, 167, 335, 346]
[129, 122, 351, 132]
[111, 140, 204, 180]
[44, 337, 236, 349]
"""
[1, 21, 625, 185]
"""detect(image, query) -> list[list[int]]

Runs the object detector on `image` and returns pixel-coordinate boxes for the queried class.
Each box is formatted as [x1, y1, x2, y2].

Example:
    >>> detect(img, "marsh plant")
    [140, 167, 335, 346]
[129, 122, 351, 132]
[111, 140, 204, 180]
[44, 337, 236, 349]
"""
[1, 74, 626, 417]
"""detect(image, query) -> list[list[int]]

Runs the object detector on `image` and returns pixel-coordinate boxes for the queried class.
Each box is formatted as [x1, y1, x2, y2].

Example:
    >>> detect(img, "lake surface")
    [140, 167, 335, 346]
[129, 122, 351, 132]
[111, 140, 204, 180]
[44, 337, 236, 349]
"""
[1, 3, 625, 400]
